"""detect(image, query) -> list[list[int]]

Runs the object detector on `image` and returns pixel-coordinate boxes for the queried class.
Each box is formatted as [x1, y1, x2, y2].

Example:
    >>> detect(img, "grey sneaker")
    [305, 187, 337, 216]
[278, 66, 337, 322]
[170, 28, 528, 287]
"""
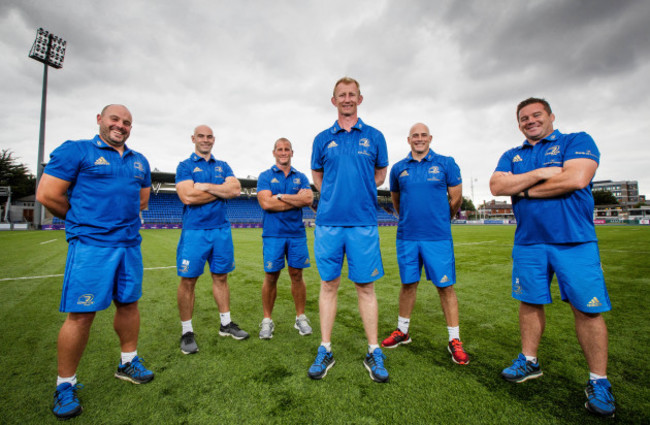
[219, 321, 249, 340]
[294, 314, 312, 336]
[259, 319, 275, 339]
[180, 332, 199, 354]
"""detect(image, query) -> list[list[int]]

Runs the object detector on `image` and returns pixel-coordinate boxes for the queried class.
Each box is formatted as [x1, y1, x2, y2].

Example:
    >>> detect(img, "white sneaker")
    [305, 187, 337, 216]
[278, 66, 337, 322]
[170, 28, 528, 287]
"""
[294, 315, 312, 336]
[259, 319, 274, 339]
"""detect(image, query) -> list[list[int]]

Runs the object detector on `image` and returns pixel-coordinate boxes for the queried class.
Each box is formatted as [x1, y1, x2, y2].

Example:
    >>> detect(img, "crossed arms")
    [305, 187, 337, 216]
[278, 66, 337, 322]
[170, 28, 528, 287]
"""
[489, 158, 598, 198]
[176, 176, 241, 205]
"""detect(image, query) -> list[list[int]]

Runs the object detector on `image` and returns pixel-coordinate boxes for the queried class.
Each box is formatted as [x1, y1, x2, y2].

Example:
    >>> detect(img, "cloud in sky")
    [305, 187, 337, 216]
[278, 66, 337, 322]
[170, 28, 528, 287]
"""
[1, 0, 649, 204]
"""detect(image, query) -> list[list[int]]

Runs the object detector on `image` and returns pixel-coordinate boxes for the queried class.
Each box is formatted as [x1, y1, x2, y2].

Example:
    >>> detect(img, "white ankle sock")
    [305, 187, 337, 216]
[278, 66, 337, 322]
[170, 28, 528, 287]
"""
[220, 311, 231, 326]
[121, 351, 137, 364]
[57, 375, 77, 387]
[181, 319, 193, 335]
[321, 342, 332, 352]
[397, 316, 410, 334]
[447, 326, 460, 341]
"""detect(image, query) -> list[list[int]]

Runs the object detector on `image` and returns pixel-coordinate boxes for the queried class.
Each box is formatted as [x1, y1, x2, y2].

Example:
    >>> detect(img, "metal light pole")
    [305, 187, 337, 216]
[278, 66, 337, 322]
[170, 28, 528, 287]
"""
[29, 28, 66, 229]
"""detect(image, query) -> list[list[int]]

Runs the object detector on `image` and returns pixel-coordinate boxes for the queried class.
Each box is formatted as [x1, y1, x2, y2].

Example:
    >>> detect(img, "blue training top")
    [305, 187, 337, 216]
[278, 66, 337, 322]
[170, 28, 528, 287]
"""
[311, 118, 389, 226]
[390, 149, 462, 241]
[494, 129, 599, 245]
[43, 135, 151, 247]
[176, 153, 234, 230]
[257, 165, 311, 238]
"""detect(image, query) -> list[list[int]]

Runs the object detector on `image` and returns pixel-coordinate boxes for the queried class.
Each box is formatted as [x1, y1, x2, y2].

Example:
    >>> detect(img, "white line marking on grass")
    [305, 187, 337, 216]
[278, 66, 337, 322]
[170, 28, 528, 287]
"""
[40, 239, 58, 245]
[455, 240, 497, 246]
[0, 266, 176, 282]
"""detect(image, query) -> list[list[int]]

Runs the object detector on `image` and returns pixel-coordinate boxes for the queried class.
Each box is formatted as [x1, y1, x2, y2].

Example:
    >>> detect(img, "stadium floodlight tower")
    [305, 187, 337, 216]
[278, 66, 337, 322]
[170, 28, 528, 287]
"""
[29, 28, 67, 229]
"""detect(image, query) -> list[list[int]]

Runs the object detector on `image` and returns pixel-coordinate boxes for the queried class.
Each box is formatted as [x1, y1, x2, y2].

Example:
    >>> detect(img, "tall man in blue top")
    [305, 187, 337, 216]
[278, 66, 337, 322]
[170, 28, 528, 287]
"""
[175, 125, 249, 355]
[308, 77, 390, 383]
[257, 138, 314, 339]
[37, 104, 154, 420]
[381, 123, 470, 365]
[490, 98, 615, 417]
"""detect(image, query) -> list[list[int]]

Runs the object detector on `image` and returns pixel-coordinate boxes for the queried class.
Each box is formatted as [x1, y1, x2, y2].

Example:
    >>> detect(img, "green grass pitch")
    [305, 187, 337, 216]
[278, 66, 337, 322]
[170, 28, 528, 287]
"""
[0, 226, 648, 424]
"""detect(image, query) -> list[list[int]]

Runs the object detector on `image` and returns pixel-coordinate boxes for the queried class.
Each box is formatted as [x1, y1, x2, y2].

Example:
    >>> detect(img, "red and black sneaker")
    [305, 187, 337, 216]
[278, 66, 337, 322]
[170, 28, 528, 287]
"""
[381, 329, 412, 349]
[448, 338, 470, 365]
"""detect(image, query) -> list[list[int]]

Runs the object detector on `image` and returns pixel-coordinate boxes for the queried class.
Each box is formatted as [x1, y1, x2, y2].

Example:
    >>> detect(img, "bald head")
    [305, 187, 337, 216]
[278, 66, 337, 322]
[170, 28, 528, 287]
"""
[407, 122, 432, 159]
[97, 104, 132, 149]
[192, 125, 215, 156]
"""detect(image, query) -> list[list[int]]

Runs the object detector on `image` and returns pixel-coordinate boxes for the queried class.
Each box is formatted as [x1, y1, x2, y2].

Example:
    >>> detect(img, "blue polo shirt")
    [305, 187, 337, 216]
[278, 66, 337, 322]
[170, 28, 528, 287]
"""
[43, 135, 151, 247]
[176, 153, 234, 230]
[390, 149, 462, 241]
[257, 165, 310, 238]
[311, 118, 389, 226]
[495, 129, 599, 244]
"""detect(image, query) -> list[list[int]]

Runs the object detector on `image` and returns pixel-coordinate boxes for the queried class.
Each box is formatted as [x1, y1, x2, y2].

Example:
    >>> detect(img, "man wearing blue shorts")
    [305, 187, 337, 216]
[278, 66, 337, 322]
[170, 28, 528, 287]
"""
[490, 98, 615, 417]
[37, 104, 154, 420]
[381, 123, 469, 365]
[308, 77, 390, 383]
[257, 138, 314, 339]
[176, 125, 249, 355]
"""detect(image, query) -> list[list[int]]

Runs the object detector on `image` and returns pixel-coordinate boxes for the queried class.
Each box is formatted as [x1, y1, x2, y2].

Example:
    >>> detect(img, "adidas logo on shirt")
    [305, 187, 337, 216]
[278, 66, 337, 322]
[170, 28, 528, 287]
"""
[271, 178, 280, 183]
[399, 170, 409, 177]
[192, 167, 203, 173]
[587, 297, 602, 308]
[512, 155, 523, 162]
[94, 157, 110, 165]
[327, 141, 338, 149]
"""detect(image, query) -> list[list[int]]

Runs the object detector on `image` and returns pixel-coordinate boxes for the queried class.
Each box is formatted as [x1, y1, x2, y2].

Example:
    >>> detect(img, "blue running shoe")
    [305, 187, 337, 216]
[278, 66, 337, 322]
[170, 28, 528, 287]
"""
[115, 356, 155, 384]
[501, 353, 543, 383]
[52, 382, 83, 420]
[585, 378, 615, 417]
[364, 348, 389, 383]
[308, 346, 335, 380]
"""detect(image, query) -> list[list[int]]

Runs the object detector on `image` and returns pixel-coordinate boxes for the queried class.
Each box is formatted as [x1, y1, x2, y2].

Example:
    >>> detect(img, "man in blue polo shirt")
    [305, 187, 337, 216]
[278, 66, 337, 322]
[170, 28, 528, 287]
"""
[308, 77, 390, 383]
[37, 104, 154, 420]
[175, 125, 249, 355]
[381, 123, 469, 365]
[490, 98, 615, 417]
[257, 138, 314, 339]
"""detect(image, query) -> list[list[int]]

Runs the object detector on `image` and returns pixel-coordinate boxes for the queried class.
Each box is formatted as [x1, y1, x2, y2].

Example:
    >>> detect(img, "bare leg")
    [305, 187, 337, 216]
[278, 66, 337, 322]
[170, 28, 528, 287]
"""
[571, 304, 608, 375]
[319, 278, 340, 343]
[57, 312, 96, 377]
[398, 282, 419, 318]
[211, 273, 230, 313]
[262, 271, 281, 319]
[356, 282, 378, 346]
[114, 301, 140, 353]
[519, 301, 545, 357]
[436, 285, 459, 327]
[177, 277, 198, 322]
[288, 267, 307, 316]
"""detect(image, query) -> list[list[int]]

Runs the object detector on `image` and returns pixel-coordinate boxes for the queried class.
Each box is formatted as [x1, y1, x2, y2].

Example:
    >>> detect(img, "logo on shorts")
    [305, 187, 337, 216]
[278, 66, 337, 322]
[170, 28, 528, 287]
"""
[77, 294, 95, 306]
[266, 261, 273, 269]
[179, 259, 190, 273]
[587, 297, 602, 308]
[512, 155, 522, 163]
[192, 167, 203, 173]
[94, 157, 110, 166]
[327, 141, 338, 149]
[513, 277, 523, 295]
[304, 258, 310, 264]
[399, 170, 409, 178]
[371, 268, 379, 277]
[271, 178, 279, 183]
[359, 138, 370, 148]
[440, 275, 449, 284]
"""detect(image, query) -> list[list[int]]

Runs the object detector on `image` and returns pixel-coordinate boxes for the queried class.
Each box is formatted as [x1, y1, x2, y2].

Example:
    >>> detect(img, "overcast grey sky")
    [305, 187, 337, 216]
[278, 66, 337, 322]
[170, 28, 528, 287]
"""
[2, 0, 649, 204]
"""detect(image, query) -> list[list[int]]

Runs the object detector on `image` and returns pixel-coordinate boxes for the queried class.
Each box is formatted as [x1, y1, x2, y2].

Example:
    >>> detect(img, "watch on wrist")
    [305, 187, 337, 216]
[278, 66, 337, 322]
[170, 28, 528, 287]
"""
[277, 194, 283, 200]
